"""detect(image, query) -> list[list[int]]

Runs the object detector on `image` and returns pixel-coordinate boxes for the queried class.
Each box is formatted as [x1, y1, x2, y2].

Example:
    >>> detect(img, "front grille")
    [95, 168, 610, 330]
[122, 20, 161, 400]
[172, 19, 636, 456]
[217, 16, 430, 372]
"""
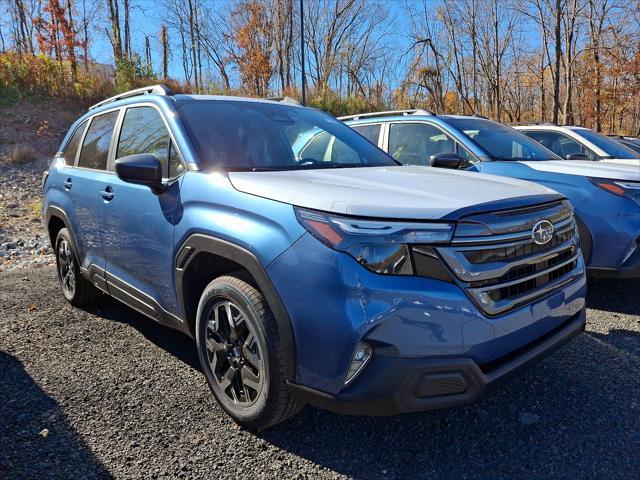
[464, 228, 573, 264]
[437, 200, 583, 316]
[488, 258, 578, 302]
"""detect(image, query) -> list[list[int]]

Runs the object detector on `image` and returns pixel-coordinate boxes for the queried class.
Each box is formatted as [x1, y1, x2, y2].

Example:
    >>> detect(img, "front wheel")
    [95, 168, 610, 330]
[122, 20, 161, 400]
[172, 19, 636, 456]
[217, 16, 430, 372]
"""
[195, 275, 302, 430]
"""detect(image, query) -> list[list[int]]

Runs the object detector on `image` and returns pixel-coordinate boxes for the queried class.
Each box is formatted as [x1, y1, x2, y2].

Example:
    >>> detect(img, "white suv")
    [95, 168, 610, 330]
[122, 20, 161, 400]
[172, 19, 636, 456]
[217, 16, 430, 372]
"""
[514, 124, 640, 167]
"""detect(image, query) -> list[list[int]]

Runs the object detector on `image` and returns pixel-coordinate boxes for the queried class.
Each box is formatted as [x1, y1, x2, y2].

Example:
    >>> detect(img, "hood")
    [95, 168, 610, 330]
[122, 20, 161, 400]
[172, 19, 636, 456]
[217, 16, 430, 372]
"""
[520, 160, 640, 180]
[600, 158, 640, 167]
[228, 165, 558, 220]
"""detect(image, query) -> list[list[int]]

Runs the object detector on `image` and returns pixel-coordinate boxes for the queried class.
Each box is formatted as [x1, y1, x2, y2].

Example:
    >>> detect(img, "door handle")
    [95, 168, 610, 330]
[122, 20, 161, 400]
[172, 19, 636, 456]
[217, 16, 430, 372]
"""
[100, 186, 114, 201]
[63, 178, 72, 190]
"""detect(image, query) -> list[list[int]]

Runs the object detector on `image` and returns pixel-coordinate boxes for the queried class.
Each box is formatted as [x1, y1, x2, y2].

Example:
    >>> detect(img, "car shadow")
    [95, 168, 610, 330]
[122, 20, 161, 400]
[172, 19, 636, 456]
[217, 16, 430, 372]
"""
[0, 351, 113, 480]
[588, 328, 640, 358]
[82, 297, 201, 371]
[587, 277, 640, 315]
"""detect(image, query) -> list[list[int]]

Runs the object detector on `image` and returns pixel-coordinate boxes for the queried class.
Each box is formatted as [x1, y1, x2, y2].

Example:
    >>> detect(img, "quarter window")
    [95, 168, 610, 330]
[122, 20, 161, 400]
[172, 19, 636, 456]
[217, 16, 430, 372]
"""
[389, 123, 457, 166]
[63, 121, 87, 165]
[117, 106, 184, 178]
[352, 124, 381, 145]
[78, 111, 119, 170]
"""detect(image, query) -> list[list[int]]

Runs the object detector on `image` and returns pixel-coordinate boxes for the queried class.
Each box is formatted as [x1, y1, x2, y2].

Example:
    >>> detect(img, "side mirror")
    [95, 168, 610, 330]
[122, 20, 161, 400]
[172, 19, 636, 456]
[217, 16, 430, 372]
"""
[115, 154, 166, 193]
[565, 153, 589, 160]
[430, 152, 461, 169]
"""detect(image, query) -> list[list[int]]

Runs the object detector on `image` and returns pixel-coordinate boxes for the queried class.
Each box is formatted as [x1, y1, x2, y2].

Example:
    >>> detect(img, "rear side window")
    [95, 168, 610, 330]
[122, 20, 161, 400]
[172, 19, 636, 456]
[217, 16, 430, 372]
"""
[78, 111, 119, 170]
[117, 106, 184, 178]
[352, 124, 381, 145]
[62, 121, 87, 165]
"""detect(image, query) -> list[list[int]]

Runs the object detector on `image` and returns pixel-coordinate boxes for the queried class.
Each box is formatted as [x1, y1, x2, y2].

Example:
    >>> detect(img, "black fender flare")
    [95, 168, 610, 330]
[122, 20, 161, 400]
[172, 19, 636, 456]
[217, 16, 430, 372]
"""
[45, 205, 74, 248]
[174, 234, 297, 382]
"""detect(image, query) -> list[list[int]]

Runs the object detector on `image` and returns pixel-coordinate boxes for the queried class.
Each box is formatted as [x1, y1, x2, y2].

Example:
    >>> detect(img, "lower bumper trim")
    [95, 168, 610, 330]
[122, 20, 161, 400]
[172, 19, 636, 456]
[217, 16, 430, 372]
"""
[288, 309, 586, 416]
[588, 248, 640, 279]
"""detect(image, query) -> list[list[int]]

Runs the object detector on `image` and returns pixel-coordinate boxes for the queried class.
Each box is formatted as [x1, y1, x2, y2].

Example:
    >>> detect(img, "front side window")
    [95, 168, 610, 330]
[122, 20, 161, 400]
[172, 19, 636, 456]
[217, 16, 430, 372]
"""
[388, 123, 457, 166]
[177, 100, 397, 171]
[352, 124, 381, 145]
[574, 128, 640, 159]
[441, 117, 560, 161]
[523, 130, 597, 160]
[78, 111, 119, 170]
[63, 120, 87, 165]
[117, 106, 184, 178]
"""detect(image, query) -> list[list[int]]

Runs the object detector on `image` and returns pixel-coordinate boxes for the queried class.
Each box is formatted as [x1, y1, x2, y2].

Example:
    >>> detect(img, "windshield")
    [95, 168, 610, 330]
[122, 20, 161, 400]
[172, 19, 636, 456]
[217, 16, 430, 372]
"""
[441, 117, 560, 161]
[177, 100, 398, 170]
[574, 129, 640, 159]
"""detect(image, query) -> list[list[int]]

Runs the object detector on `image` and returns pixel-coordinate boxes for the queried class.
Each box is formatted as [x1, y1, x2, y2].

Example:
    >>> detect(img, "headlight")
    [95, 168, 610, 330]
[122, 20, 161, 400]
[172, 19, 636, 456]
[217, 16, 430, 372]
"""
[294, 207, 454, 275]
[590, 178, 640, 205]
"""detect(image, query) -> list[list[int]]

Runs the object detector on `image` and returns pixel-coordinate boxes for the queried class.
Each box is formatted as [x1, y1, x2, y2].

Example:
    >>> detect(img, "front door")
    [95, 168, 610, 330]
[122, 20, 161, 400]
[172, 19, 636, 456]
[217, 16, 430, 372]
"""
[100, 105, 186, 318]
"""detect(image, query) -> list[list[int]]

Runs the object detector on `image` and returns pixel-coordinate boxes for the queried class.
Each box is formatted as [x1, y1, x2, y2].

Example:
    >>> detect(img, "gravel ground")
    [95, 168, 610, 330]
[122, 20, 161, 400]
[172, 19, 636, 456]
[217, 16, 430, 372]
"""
[0, 268, 638, 479]
[0, 162, 54, 272]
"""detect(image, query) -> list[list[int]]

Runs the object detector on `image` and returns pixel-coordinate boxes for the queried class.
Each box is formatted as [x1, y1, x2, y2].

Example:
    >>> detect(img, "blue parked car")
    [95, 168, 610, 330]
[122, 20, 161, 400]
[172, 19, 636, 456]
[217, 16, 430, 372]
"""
[344, 111, 640, 278]
[44, 87, 586, 429]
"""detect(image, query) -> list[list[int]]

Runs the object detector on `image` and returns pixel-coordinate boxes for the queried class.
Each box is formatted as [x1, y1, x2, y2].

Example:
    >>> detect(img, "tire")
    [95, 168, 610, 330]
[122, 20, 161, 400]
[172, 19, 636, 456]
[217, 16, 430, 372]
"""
[55, 228, 102, 306]
[195, 275, 302, 430]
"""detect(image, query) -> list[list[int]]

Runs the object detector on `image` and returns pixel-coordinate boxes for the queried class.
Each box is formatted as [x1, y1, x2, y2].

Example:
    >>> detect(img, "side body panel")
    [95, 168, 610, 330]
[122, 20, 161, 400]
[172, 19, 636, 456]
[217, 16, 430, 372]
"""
[173, 170, 306, 274]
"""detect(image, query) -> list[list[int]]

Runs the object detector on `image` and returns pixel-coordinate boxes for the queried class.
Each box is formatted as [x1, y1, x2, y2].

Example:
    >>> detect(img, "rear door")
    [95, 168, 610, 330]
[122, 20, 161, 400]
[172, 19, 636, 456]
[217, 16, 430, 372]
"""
[69, 109, 120, 285]
[100, 105, 185, 318]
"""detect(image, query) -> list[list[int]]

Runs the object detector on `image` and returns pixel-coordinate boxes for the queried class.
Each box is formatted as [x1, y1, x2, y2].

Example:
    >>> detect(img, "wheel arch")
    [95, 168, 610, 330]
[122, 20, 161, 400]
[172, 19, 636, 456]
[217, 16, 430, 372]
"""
[575, 214, 592, 265]
[45, 205, 74, 249]
[175, 234, 296, 382]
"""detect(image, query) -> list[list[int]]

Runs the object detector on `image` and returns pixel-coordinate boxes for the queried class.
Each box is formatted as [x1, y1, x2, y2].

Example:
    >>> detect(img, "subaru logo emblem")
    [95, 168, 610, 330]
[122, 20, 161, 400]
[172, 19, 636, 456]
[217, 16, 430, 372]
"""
[532, 220, 554, 245]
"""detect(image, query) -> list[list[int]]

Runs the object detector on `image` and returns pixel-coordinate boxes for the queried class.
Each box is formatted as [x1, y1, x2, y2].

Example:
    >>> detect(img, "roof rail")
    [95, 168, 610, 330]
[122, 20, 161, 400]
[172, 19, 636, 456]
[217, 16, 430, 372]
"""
[473, 114, 488, 119]
[508, 121, 557, 126]
[89, 84, 174, 110]
[337, 109, 435, 121]
[265, 96, 302, 106]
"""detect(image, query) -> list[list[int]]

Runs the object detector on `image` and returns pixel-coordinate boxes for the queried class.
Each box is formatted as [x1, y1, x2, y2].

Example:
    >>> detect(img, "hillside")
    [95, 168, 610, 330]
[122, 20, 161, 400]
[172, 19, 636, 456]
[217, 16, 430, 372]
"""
[0, 97, 88, 270]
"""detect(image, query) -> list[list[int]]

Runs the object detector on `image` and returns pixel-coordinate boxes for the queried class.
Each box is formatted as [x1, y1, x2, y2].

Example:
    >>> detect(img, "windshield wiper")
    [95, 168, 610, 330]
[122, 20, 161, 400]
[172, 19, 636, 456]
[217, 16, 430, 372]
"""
[492, 156, 551, 162]
[246, 163, 369, 171]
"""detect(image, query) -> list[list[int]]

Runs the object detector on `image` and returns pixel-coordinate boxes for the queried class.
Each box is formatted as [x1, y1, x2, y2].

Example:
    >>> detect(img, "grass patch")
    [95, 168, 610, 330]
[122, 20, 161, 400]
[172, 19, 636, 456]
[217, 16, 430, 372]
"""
[30, 201, 42, 219]
[10, 145, 35, 165]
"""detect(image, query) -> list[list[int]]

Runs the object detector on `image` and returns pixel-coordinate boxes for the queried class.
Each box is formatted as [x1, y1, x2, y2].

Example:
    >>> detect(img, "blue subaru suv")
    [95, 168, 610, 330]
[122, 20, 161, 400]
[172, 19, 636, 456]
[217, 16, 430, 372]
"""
[44, 86, 586, 429]
[345, 111, 640, 278]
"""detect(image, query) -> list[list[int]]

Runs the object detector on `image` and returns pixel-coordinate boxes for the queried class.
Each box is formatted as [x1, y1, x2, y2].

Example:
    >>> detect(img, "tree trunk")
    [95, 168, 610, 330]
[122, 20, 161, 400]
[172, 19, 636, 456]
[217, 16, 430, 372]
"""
[552, 0, 562, 124]
[123, 0, 131, 58]
[106, 0, 123, 61]
[160, 25, 169, 79]
[82, 0, 89, 72]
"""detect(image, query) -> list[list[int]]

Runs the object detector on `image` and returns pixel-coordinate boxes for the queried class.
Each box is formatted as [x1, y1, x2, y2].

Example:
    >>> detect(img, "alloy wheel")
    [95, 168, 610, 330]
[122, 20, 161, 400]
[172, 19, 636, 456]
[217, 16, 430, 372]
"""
[57, 238, 76, 297]
[205, 300, 264, 406]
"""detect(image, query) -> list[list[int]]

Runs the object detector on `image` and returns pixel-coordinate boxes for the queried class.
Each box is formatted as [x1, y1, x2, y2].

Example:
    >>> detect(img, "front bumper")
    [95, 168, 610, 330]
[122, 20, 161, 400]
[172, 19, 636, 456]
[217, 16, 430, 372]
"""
[288, 309, 585, 415]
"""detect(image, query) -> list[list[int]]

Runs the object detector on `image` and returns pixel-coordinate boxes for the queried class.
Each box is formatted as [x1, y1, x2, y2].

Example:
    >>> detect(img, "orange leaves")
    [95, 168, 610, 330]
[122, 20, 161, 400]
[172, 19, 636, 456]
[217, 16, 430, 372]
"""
[232, 1, 273, 96]
[33, 0, 80, 70]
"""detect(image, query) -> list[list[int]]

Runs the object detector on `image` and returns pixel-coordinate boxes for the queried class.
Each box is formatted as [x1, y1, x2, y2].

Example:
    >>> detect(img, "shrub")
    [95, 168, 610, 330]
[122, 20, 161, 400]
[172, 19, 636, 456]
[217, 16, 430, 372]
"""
[10, 145, 35, 165]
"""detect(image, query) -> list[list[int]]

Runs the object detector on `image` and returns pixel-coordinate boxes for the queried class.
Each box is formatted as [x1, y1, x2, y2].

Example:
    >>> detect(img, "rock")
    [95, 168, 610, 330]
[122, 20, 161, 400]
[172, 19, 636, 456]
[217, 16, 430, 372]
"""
[519, 412, 540, 425]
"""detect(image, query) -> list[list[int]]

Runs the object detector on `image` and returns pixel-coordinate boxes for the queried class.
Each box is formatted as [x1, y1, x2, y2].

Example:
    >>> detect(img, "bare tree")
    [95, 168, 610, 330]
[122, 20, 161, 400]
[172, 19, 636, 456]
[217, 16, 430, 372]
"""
[160, 24, 170, 79]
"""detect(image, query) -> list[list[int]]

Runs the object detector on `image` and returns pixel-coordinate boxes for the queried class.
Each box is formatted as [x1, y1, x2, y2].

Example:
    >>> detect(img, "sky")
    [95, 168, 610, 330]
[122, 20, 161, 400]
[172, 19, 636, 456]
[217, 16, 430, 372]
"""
[86, 0, 415, 83]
